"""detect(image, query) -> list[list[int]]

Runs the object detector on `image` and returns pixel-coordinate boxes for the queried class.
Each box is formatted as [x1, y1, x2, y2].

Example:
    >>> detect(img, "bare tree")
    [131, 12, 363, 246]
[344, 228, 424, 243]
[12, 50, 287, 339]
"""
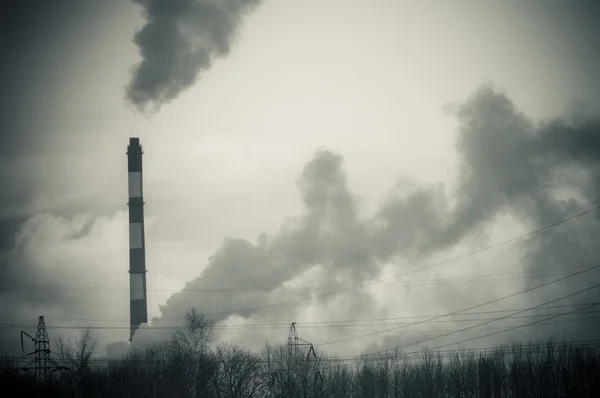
[213, 342, 265, 398]
[160, 308, 219, 397]
[172, 307, 214, 354]
[4, 335, 600, 397]
[55, 328, 99, 374]
[53, 328, 100, 396]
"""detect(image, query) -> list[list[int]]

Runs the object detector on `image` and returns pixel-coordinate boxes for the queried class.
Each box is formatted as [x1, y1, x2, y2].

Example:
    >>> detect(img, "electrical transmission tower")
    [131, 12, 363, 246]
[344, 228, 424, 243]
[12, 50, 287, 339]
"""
[287, 322, 323, 387]
[287, 322, 300, 358]
[265, 323, 324, 396]
[18, 316, 69, 383]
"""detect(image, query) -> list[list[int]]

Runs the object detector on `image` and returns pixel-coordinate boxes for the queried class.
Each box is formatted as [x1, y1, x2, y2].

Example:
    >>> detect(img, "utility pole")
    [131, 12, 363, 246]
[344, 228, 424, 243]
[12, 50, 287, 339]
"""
[18, 316, 69, 383]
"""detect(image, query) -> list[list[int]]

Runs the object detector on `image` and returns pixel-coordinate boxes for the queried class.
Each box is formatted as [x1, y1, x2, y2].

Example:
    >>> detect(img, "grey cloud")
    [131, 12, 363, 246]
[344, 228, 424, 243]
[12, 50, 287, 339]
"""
[439, 86, 600, 345]
[3, 83, 600, 357]
[125, 0, 262, 114]
[0, 0, 114, 253]
[154, 84, 600, 352]
[155, 238, 281, 324]
[0, 0, 103, 156]
[366, 85, 600, 352]
[105, 341, 130, 359]
[449, 86, 600, 270]
[152, 149, 381, 329]
[376, 85, 600, 258]
[271, 149, 376, 283]
[0, 212, 130, 356]
[371, 181, 447, 261]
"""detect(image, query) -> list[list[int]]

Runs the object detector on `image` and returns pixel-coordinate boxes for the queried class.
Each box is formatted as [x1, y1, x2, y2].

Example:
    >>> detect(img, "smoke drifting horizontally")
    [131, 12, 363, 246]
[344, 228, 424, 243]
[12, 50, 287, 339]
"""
[2, 84, 600, 356]
[125, 0, 262, 114]
[148, 84, 600, 347]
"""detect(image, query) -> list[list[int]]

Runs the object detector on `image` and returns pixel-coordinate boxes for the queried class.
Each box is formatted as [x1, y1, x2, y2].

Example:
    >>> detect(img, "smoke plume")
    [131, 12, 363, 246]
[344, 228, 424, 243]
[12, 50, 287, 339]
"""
[125, 0, 262, 114]
[147, 84, 600, 350]
[2, 83, 600, 356]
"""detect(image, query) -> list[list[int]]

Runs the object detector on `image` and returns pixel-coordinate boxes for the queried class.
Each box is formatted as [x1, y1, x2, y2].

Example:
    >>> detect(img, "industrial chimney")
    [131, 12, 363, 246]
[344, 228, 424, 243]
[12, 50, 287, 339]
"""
[127, 137, 148, 341]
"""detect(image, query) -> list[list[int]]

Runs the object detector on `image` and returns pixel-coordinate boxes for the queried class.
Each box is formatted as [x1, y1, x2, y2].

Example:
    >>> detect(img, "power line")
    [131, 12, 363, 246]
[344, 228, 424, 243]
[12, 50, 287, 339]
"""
[316, 263, 600, 347]
[410, 301, 600, 355]
[259, 314, 600, 334]
[4, 308, 599, 333]
[1, 202, 597, 368]
[0, 265, 592, 292]
[285, 302, 600, 324]
[163, 203, 600, 319]
[2, 203, 597, 328]
[361, 203, 600, 285]
[4, 339, 600, 366]
[324, 339, 600, 365]
[0, 316, 40, 331]
[3, 312, 598, 332]
[362, 281, 600, 359]
[5, 302, 596, 327]
[17, 301, 596, 325]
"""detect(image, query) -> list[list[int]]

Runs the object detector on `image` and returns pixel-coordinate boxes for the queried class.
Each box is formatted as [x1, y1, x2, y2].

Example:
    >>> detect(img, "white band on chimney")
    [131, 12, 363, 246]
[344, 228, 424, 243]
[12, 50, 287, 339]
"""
[129, 223, 144, 249]
[130, 273, 145, 300]
[128, 172, 142, 198]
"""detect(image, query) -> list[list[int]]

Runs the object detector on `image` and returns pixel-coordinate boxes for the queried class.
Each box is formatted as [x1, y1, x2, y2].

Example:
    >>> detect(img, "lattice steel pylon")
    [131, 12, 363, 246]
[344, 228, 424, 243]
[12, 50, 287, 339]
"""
[19, 316, 69, 383]
[287, 322, 323, 387]
[288, 322, 300, 359]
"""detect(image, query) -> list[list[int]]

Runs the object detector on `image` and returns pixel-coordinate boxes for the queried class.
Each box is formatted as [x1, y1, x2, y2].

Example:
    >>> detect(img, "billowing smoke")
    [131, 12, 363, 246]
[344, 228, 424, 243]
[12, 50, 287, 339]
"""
[145, 149, 382, 345]
[125, 0, 262, 114]
[0, 212, 131, 355]
[148, 84, 600, 351]
[2, 84, 600, 356]
[358, 86, 600, 354]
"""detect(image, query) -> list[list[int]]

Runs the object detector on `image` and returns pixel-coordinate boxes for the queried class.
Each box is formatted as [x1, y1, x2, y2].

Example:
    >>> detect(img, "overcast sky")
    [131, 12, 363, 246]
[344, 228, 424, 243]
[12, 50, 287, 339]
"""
[1, 0, 599, 359]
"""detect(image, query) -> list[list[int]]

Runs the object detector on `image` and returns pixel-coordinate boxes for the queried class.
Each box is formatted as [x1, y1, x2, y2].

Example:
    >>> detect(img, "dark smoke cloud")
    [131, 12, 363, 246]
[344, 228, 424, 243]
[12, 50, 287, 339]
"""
[361, 86, 600, 354]
[125, 0, 262, 114]
[3, 84, 600, 356]
[151, 150, 379, 327]
[0, 0, 99, 232]
[151, 84, 600, 352]
[0, 2, 124, 356]
[0, 212, 131, 356]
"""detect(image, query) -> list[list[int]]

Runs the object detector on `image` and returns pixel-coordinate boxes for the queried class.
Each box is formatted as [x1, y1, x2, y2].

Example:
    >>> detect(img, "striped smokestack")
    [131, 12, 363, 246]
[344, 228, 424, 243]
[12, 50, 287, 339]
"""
[127, 137, 148, 342]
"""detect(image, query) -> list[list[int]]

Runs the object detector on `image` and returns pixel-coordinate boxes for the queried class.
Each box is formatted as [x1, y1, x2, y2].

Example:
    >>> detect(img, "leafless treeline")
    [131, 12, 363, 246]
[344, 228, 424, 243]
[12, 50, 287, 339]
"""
[1, 309, 599, 397]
